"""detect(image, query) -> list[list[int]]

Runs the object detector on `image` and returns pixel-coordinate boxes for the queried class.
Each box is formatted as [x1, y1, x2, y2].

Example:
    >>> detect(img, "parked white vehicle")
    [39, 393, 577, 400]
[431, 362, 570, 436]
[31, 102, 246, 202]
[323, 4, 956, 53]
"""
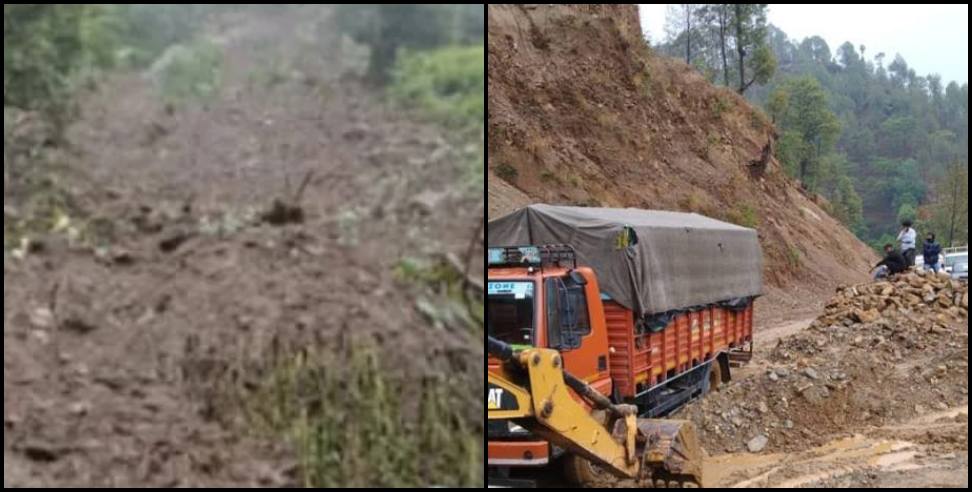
[943, 247, 968, 271]
[952, 261, 969, 281]
[943, 247, 968, 281]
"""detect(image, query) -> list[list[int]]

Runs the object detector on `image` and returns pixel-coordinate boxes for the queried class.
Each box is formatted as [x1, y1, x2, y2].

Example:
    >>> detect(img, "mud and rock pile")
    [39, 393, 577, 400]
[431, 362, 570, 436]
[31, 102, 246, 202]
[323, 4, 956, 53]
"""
[815, 270, 968, 329]
[685, 271, 968, 455]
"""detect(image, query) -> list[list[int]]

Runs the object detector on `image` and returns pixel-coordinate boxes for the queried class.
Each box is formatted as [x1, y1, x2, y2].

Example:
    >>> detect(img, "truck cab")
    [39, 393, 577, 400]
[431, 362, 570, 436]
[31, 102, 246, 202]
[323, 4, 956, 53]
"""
[487, 246, 614, 470]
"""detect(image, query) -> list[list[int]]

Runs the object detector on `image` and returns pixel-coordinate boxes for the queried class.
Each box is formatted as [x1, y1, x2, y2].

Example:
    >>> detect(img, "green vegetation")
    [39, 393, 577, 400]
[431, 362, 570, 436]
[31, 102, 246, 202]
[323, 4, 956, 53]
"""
[662, 4, 777, 95]
[389, 45, 484, 131]
[149, 41, 223, 104]
[112, 4, 218, 67]
[358, 7, 484, 193]
[766, 76, 865, 232]
[394, 255, 483, 329]
[246, 256, 485, 486]
[335, 5, 484, 85]
[786, 246, 802, 269]
[251, 342, 482, 488]
[662, 10, 968, 248]
[494, 163, 519, 182]
[727, 203, 760, 228]
[4, 5, 103, 129]
[751, 29, 968, 248]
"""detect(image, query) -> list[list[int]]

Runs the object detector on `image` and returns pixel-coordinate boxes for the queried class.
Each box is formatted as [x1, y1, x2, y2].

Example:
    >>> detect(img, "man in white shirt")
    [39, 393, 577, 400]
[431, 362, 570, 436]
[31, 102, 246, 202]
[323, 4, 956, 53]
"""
[897, 219, 917, 268]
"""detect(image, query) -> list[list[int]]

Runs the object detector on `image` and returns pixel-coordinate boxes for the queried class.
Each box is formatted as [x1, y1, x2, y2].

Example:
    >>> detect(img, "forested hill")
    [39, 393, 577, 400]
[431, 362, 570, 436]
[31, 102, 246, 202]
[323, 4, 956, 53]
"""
[659, 8, 968, 250]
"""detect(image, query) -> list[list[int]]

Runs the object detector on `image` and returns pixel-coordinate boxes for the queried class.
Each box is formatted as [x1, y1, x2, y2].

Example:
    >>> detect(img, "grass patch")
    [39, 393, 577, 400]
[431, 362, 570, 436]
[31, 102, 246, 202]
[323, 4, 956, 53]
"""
[250, 342, 482, 488]
[727, 203, 760, 229]
[494, 163, 518, 183]
[786, 246, 802, 269]
[3, 170, 96, 252]
[394, 256, 482, 329]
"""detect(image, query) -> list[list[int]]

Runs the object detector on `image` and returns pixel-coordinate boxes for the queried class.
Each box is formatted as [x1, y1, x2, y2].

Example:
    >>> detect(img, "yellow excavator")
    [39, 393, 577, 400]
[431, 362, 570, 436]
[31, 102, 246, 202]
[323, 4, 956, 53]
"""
[487, 335, 704, 488]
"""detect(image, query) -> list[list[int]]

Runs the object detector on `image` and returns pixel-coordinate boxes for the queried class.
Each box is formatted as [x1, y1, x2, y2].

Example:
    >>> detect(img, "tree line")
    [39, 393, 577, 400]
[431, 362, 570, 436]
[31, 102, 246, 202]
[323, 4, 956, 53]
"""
[659, 7, 968, 249]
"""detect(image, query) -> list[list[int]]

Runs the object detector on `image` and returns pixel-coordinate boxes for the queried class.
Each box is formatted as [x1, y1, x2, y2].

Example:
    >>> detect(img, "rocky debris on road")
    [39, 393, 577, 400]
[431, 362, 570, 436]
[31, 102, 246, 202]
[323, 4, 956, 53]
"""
[747, 434, 769, 453]
[685, 271, 968, 455]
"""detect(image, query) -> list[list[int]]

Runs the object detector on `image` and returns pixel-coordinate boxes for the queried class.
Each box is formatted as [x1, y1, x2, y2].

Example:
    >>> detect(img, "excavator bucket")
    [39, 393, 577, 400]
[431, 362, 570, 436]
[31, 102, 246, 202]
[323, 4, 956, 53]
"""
[634, 419, 704, 488]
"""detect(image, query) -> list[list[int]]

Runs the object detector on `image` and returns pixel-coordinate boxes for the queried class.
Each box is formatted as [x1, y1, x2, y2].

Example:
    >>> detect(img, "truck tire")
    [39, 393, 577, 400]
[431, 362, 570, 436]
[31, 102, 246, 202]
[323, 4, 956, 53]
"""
[707, 359, 723, 393]
[563, 454, 613, 487]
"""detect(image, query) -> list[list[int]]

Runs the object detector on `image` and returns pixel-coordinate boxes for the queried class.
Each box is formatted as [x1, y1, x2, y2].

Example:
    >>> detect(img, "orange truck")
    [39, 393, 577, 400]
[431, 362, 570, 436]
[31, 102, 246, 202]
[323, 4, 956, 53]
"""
[487, 205, 761, 486]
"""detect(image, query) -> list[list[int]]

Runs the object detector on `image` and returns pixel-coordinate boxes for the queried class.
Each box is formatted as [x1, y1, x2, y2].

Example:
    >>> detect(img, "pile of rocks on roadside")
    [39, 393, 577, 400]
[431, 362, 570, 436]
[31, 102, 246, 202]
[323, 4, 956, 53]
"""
[813, 269, 967, 330]
[684, 270, 968, 456]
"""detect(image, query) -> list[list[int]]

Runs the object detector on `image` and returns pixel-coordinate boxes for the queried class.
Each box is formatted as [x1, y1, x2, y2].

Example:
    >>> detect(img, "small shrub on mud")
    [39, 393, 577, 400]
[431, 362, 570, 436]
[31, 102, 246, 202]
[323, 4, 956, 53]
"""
[494, 163, 518, 183]
[727, 203, 760, 229]
[786, 246, 802, 269]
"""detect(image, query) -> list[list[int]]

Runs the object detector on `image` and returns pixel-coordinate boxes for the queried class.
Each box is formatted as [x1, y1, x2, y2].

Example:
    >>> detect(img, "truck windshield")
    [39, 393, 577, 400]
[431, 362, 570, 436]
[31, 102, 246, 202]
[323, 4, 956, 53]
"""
[487, 281, 536, 348]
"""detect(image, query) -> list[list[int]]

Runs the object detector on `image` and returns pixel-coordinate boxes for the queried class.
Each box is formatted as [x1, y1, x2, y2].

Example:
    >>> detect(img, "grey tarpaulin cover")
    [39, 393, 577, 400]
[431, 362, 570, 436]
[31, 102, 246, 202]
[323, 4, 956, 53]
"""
[487, 204, 763, 317]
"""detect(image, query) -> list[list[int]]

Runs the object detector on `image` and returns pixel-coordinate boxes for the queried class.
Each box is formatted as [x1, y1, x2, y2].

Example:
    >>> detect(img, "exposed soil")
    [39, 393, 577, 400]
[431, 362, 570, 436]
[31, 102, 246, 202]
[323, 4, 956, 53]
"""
[486, 4, 877, 314]
[4, 7, 482, 488]
[683, 272, 968, 488]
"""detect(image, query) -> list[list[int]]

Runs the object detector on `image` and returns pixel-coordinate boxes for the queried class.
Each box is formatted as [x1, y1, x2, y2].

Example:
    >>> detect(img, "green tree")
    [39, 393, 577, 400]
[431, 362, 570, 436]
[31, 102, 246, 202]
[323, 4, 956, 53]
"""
[732, 4, 775, 94]
[745, 22, 967, 246]
[770, 76, 841, 189]
[4, 5, 90, 124]
[695, 5, 732, 85]
[335, 5, 456, 85]
[928, 160, 969, 247]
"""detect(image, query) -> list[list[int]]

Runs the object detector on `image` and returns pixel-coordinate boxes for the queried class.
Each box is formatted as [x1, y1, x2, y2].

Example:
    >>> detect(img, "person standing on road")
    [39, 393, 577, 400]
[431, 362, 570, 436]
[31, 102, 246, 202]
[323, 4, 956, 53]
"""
[922, 232, 943, 273]
[897, 220, 917, 268]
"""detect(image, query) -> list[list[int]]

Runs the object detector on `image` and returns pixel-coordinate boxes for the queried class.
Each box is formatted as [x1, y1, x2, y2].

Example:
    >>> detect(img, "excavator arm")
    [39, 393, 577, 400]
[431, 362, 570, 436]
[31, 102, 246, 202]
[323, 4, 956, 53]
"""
[487, 336, 704, 487]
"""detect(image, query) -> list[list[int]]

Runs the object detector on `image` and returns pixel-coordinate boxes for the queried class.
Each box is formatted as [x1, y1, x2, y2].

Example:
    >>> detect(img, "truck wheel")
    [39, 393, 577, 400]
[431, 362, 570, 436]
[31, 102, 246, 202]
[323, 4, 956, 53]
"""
[707, 360, 723, 393]
[563, 454, 613, 487]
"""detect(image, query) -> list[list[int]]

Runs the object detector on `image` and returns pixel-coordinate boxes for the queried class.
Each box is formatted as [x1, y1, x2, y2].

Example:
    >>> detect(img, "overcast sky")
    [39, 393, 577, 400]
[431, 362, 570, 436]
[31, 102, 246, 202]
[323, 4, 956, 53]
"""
[639, 4, 968, 86]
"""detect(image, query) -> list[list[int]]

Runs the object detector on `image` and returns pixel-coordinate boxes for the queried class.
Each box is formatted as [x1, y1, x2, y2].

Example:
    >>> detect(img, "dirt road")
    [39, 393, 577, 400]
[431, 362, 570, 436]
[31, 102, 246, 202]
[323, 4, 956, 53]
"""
[703, 406, 968, 488]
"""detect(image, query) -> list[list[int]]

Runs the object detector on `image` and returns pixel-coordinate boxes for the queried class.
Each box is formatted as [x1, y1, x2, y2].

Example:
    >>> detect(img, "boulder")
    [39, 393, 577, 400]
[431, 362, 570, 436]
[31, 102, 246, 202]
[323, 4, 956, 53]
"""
[747, 435, 769, 453]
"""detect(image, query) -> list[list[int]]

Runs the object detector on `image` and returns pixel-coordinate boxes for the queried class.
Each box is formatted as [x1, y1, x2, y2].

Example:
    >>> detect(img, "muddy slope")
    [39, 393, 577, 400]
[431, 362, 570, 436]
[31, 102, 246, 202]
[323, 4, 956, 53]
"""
[487, 4, 876, 310]
[4, 7, 482, 488]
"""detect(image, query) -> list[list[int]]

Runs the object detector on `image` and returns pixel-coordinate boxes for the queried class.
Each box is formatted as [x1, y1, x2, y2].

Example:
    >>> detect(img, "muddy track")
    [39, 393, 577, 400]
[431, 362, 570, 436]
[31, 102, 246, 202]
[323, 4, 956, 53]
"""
[705, 406, 968, 488]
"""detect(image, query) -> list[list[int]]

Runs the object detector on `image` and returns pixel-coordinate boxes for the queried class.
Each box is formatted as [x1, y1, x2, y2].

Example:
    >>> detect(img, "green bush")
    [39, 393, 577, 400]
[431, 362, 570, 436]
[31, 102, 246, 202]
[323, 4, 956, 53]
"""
[389, 45, 484, 132]
[114, 4, 213, 67]
[494, 163, 518, 183]
[149, 41, 224, 104]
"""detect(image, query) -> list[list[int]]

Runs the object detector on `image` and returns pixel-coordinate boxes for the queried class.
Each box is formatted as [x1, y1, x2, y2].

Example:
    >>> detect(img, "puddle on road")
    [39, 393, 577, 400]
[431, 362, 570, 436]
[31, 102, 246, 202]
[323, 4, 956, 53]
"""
[703, 434, 922, 488]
